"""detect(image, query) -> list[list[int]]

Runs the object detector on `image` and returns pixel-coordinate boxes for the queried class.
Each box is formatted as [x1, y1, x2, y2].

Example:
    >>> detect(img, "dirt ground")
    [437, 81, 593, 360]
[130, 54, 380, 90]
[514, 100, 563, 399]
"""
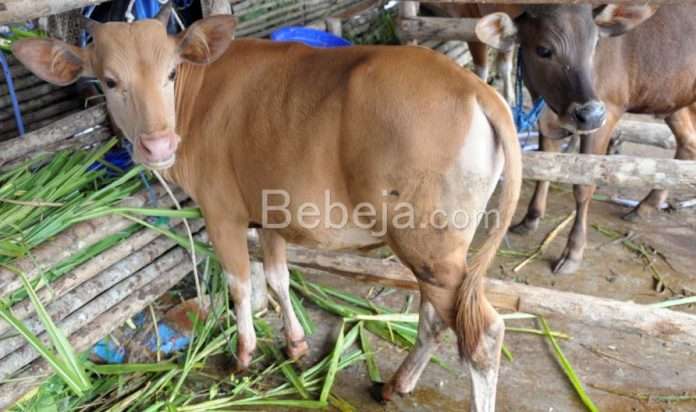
[261, 136, 696, 412]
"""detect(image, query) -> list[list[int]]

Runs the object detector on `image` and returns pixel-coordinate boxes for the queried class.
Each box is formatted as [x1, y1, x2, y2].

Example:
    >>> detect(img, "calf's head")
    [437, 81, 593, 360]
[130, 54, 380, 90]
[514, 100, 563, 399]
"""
[13, 6, 235, 170]
[476, 5, 657, 134]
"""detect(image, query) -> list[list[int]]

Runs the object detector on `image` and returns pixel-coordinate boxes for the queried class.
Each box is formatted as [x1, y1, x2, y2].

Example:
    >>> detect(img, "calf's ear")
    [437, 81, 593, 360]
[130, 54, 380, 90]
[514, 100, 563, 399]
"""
[12, 39, 91, 86]
[475, 13, 518, 51]
[594, 5, 659, 37]
[177, 15, 237, 65]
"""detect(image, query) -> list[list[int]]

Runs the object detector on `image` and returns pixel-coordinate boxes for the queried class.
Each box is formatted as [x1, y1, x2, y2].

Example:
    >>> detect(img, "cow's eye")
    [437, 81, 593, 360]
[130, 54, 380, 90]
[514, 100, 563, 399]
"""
[168, 69, 176, 82]
[535, 46, 553, 59]
[104, 77, 118, 89]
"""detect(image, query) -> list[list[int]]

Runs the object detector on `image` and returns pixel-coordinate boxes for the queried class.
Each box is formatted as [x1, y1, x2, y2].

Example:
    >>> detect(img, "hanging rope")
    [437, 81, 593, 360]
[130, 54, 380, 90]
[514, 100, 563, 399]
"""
[511, 49, 545, 135]
[0, 50, 25, 137]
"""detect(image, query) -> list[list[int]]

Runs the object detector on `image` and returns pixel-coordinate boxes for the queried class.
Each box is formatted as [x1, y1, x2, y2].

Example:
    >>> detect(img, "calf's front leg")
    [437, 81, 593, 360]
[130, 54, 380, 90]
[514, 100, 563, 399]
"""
[207, 219, 257, 371]
[260, 230, 308, 360]
[553, 112, 618, 275]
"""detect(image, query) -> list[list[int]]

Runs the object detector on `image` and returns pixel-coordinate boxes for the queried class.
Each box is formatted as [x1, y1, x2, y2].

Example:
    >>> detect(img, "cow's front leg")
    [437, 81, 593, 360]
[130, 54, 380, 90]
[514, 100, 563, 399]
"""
[553, 112, 619, 275]
[510, 117, 565, 235]
[260, 229, 308, 360]
[626, 106, 696, 221]
[207, 219, 257, 371]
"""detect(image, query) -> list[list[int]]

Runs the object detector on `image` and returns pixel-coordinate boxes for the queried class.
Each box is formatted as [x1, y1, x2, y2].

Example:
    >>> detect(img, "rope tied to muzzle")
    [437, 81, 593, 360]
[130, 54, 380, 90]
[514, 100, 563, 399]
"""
[512, 49, 545, 135]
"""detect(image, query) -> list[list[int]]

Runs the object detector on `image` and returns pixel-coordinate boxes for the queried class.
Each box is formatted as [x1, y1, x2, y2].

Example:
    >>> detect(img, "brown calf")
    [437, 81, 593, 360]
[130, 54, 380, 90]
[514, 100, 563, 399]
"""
[477, 4, 696, 274]
[14, 6, 521, 410]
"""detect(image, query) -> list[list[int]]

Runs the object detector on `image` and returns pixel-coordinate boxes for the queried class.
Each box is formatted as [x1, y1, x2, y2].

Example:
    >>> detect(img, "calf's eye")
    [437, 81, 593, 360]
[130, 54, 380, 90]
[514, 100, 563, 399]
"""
[535, 46, 553, 59]
[104, 77, 118, 89]
[168, 69, 176, 82]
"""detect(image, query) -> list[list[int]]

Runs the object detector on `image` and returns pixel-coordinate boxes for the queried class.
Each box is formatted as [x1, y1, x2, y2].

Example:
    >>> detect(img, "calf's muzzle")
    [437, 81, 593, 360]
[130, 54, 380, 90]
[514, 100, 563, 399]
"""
[569, 100, 606, 132]
[137, 130, 180, 170]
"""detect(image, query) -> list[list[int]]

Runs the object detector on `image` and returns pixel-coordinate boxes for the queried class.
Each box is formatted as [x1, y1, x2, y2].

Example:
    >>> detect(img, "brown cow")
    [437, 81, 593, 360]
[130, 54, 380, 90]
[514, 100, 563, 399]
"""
[14, 6, 521, 410]
[421, 3, 521, 104]
[476, 4, 696, 274]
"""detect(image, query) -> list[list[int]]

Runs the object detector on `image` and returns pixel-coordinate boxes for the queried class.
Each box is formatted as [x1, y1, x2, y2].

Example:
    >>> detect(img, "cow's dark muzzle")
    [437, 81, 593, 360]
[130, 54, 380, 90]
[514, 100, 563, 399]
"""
[571, 100, 606, 132]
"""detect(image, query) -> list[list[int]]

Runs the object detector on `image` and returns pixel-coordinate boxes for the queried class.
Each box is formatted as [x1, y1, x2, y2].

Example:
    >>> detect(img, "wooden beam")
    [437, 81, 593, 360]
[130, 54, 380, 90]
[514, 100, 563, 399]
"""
[522, 151, 696, 190]
[409, 0, 688, 4]
[0, 104, 107, 168]
[248, 240, 696, 348]
[0, 0, 109, 25]
[398, 16, 479, 42]
[614, 119, 676, 150]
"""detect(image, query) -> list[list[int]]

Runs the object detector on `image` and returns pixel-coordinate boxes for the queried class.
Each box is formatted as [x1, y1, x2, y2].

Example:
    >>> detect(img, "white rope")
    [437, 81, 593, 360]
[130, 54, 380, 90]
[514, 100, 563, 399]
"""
[153, 170, 203, 303]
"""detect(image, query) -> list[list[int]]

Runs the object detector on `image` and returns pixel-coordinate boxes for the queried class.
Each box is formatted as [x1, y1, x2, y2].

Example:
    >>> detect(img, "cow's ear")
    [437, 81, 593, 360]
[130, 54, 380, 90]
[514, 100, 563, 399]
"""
[177, 15, 236, 65]
[475, 13, 517, 51]
[12, 39, 92, 86]
[594, 5, 658, 37]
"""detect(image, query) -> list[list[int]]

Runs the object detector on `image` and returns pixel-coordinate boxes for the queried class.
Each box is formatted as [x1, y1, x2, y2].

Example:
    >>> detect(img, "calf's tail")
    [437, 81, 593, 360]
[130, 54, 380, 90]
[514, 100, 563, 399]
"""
[455, 91, 522, 359]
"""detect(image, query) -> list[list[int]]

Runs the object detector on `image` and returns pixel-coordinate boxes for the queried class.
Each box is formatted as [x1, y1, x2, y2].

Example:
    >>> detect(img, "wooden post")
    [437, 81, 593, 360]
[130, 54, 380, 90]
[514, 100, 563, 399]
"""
[326, 17, 343, 36]
[399, 1, 420, 46]
[200, 0, 232, 17]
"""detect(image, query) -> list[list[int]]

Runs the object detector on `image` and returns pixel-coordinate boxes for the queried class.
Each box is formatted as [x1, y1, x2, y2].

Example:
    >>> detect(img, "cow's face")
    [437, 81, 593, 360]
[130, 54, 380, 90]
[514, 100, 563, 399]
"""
[477, 5, 657, 135]
[13, 6, 235, 170]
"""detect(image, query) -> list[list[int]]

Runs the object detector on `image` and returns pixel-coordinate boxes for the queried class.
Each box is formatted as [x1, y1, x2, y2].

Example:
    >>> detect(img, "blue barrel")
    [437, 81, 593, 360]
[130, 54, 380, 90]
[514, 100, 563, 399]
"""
[271, 27, 351, 48]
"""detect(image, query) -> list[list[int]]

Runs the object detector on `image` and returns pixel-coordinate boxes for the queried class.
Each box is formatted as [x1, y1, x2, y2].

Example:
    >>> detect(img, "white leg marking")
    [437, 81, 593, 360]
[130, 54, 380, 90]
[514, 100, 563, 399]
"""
[265, 262, 305, 346]
[227, 272, 256, 367]
[468, 315, 504, 412]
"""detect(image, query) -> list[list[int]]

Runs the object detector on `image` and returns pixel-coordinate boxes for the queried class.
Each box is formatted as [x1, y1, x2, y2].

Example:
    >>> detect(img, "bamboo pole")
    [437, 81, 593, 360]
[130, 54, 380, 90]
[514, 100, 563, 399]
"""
[522, 152, 696, 190]
[0, 186, 188, 298]
[0, 237, 204, 381]
[0, 254, 196, 409]
[0, 75, 43, 96]
[0, 223, 203, 362]
[0, 84, 62, 111]
[0, 217, 196, 340]
[0, 99, 82, 134]
[0, 89, 74, 123]
[0, 0, 110, 24]
[0, 104, 107, 167]
[0, 127, 112, 170]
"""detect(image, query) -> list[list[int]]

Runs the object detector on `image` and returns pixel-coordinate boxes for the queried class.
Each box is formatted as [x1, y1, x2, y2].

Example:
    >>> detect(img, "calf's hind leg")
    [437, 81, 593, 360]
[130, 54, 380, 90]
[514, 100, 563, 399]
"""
[260, 230, 308, 360]
[625, 105, 696, 221]
[374, 299, 448, 402]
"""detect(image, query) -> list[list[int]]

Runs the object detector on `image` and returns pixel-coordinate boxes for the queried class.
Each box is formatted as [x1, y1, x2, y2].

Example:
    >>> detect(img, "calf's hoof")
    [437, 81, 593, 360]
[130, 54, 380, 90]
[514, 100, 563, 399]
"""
[552, 251, 581, 275]
[369, 382, 397, 404]
[234, 352, 253, 373]
[623, 205, 659, 222]
[286, 339, 310, 361]
[509, 218, 539, 236]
